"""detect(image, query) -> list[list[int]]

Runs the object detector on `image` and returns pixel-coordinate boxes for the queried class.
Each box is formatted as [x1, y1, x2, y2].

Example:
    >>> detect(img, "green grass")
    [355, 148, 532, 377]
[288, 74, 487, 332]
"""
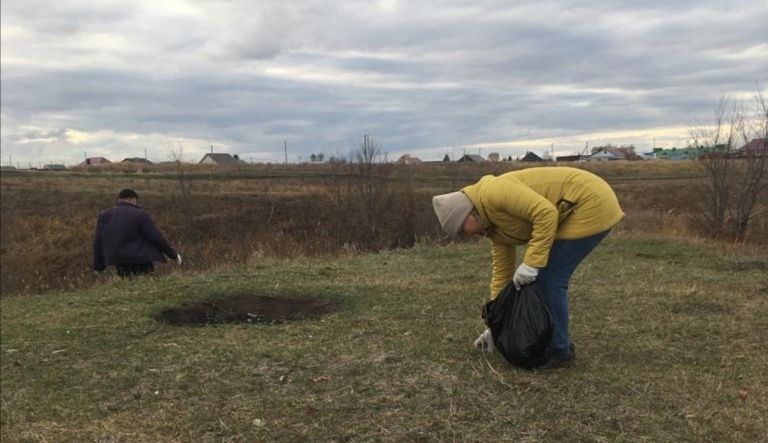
[2, 236, 767, 442]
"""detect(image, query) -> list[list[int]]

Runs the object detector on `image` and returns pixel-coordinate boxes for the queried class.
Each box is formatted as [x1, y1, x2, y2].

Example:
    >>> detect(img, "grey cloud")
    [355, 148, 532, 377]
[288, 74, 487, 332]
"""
[2, 0, 137, 35]
[15, 128, 69, 142]
[1, 0, 767, 164]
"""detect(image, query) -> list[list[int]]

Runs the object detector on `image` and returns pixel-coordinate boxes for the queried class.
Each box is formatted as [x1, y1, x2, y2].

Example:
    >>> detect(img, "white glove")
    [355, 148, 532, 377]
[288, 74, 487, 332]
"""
[175, 254, 182, 265]
[473, 328, 495, 353]
[512, 263, 538, 288]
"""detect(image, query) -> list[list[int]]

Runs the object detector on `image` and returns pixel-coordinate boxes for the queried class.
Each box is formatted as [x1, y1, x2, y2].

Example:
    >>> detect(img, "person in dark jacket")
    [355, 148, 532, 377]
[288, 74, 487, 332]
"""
[93, 189, 182, 277]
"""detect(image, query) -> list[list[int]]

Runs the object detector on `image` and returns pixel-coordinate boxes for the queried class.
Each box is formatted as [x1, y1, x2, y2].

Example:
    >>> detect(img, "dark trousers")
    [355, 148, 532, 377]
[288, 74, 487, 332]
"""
[116, 263, 155, 278]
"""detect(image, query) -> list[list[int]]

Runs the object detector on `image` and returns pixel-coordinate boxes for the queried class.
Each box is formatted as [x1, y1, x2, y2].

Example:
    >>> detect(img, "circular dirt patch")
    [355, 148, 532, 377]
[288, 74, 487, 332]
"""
[157, 294, 341, 326]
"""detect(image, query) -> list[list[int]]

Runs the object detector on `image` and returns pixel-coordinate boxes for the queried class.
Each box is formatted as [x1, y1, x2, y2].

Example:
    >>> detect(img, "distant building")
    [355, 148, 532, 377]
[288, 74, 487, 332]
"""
[396, 154, 423, 165]
[588, 148, 626, 161]
[520, 152, 544, 162]
[735, 138, 767, 157]
[653, 147, 699, 160]
[79, 157, 112, 166]
[199, 153, 245, 165]
[555, 154, 585, 162]
[122, 157, 154, 165]
[44, 164, 67, 170]
[457, 154, 485, 162]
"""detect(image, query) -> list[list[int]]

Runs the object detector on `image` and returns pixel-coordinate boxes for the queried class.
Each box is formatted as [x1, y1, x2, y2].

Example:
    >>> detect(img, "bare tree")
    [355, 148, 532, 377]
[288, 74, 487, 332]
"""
[730, 87, 768, 242]
[693, 86, 768, 243]
[352, 134, 390, 251]
[168, 145, 199, 238]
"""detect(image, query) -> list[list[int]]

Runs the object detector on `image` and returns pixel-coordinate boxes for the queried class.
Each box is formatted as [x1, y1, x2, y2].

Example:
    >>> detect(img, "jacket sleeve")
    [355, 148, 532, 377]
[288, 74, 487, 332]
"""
[93, 213, 106, 271]
[485, 177, 558, 268]
[490, 240, 516, 299]
[139, 212, 178, 259]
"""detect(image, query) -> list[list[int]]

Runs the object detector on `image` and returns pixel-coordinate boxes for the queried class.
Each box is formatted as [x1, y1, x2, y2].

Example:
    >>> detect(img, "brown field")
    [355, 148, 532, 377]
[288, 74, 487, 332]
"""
[1, 160, 765, 295]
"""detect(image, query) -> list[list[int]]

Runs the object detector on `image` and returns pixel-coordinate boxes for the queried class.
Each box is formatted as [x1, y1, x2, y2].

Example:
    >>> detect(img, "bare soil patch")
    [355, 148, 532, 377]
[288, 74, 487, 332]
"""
[669, 300, 730, 316]
[157, 294, 341, 325]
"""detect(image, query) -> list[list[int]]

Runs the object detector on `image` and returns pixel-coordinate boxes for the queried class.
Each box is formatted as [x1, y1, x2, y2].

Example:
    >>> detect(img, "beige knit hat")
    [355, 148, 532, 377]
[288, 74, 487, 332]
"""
[432, 191, 474, 237]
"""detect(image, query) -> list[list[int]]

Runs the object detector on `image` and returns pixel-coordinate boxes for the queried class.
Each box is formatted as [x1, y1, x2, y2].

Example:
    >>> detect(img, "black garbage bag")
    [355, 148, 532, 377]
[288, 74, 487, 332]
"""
[482, 282, 553, 369]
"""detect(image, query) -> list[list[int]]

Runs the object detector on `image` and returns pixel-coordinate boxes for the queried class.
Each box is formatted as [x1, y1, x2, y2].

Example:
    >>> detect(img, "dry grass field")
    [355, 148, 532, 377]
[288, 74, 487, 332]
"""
[1, 160, 767, 441]
[1, 160, 765, 296]
[1, 236, 766, 441]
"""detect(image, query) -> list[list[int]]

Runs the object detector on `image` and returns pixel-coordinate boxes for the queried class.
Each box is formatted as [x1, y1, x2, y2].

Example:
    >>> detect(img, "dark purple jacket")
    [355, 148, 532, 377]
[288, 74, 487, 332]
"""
[93, 202, 178, 271]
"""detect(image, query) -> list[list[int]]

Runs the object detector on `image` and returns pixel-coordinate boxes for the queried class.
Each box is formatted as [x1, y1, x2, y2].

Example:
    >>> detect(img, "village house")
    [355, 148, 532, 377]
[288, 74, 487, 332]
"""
[736, 138, 767, 157]
[520, 151, 545, 162]
[199, 153, 245, 165]
[396, 154, 423, 165]
[588, 147, 626, 161]
[654, 147, 706, 160]
[457, 154, 485, 162]
[78, 157, 112, 166]
[555, 154, 586, 162]
[122, 157, 154, 165]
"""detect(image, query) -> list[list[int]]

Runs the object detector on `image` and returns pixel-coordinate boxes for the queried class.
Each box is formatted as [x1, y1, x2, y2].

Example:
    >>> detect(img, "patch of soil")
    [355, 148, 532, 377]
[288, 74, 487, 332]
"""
[157, 294, 341, 326]
[729, 260, 767, 272]
[669, 300, 730, 316]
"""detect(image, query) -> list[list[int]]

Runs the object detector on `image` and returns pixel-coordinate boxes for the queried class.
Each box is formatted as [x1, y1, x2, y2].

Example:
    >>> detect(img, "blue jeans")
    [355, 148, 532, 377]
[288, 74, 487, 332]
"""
[536, 230, 611, 357]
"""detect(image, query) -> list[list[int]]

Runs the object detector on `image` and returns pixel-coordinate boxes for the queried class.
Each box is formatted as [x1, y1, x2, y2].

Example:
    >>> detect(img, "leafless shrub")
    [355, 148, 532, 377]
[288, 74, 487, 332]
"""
[692, 86, 768, 243]
[351, 134, 391, 251]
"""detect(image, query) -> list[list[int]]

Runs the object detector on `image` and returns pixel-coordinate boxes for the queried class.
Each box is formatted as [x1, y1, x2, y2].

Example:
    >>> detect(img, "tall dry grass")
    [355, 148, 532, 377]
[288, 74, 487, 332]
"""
[1, 160, 765, 295]
[1, 167, 437, 295]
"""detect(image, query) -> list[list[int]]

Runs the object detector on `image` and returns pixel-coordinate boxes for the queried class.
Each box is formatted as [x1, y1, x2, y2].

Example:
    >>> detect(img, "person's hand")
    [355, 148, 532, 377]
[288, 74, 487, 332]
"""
[473, 328, 495, 353]
[513, 263, 538, 289]
[175, 254, 182, 265]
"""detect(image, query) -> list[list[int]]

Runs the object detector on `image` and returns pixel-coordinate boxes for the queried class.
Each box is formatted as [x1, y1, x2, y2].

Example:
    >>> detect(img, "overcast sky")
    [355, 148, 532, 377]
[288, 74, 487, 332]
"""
[2, 0, 767, 166]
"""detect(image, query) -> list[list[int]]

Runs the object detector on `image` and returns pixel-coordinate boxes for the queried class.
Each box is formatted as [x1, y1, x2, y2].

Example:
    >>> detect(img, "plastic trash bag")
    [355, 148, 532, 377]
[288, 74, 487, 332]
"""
[482, 282, 553, 369]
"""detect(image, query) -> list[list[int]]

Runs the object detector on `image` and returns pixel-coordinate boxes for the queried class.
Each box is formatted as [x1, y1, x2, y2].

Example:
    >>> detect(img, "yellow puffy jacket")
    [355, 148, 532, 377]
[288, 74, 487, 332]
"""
[462, 167, 624, 298]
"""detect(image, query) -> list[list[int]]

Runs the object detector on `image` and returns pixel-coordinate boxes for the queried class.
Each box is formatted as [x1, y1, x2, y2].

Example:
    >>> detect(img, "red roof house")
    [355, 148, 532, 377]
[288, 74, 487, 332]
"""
[736, 138, 767, 157]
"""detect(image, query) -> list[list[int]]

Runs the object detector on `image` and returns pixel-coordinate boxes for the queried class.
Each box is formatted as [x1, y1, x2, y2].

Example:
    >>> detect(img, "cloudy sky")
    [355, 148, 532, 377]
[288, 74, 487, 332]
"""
[2, 0, 767, 166]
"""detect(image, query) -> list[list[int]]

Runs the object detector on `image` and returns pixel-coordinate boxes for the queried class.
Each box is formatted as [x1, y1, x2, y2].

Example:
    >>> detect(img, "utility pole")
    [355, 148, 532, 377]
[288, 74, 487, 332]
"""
[144, 148, 148, 162]
[284, 141, 288, 165]
[361, 134, 369, 163]
[551, 143, 554, 161]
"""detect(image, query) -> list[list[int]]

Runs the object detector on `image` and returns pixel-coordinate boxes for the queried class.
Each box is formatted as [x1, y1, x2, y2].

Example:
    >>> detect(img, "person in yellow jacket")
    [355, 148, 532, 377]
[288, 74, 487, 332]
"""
[432, 166, 624, 367]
